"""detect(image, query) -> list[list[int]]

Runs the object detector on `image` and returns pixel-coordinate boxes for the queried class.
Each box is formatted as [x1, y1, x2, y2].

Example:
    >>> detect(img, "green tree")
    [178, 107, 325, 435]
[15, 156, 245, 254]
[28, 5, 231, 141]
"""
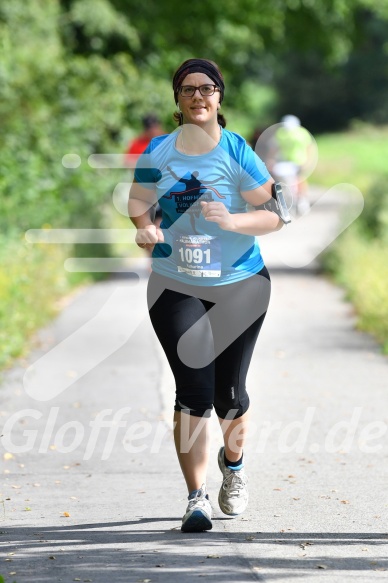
[272, 9, 388, 131]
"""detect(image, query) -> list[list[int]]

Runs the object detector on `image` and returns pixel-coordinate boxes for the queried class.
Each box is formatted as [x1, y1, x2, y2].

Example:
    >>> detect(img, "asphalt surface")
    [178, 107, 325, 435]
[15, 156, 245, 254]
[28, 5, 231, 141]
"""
[1, 188, 387, 582]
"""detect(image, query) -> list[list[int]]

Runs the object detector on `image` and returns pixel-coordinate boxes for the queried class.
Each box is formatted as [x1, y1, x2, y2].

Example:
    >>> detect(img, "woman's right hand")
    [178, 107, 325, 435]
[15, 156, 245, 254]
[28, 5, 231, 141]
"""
[135, 224, 164, 249]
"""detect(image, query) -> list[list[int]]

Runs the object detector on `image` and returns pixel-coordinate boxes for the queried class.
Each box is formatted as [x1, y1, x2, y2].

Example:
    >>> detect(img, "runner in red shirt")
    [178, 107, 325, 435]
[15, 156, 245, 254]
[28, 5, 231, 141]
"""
[126, 115, 164, 252]
[125, 114, 163, 160]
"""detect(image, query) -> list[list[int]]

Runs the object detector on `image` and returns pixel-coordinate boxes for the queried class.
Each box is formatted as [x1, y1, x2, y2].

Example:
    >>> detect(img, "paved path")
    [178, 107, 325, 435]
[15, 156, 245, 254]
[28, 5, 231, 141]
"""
[1, 189, 387, 582]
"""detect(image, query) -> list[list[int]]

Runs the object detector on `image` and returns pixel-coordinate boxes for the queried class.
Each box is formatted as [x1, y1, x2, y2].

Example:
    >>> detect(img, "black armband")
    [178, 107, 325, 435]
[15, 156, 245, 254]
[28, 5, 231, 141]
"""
[258, 183, 291, 224]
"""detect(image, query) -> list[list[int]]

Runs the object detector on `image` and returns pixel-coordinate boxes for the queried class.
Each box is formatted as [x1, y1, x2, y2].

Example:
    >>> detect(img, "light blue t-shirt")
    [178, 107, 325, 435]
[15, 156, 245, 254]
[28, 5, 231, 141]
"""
[134, 128, 271, 286]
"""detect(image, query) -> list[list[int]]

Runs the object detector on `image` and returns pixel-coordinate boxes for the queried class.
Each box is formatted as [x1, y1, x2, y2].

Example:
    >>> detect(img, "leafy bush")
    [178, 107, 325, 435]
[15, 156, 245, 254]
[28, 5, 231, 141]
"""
[322, 176, 388, 353]
[0, 0, 151, 368]
[0, 235, 73, 369]
[0, 0, 172, 238]
[326, 226, 388, 353]
[356, 174, 388, 241]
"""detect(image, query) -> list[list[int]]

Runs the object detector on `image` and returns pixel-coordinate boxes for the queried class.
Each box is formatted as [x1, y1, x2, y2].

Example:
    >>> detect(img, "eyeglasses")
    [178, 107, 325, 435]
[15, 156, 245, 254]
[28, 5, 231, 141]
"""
[178, 84, 220, 97]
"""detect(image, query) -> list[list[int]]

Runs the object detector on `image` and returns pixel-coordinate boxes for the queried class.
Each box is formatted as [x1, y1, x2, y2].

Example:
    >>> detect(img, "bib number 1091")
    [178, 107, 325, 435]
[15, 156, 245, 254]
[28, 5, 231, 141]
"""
[178, 247, 211, 264]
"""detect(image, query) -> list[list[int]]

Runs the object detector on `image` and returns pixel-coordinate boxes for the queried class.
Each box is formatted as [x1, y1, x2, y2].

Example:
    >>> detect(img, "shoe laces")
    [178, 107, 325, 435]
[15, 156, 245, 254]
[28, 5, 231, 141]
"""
[187, 486, 209, 510]
[222, 469, 247, 497]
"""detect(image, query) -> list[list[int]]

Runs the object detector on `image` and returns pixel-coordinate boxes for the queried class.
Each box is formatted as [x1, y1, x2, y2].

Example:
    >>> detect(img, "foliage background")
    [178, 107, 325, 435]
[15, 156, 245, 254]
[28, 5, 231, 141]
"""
[1, 0, 388, 366]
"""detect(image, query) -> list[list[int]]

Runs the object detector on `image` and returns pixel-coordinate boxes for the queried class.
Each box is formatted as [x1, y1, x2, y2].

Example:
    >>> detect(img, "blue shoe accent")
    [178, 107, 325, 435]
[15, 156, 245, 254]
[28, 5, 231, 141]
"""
[227, 462, 244, 471]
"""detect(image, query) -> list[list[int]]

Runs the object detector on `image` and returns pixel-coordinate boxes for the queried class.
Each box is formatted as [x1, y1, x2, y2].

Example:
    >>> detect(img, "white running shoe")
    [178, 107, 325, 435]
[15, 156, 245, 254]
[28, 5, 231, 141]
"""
[218, 446, 249, 516]
[181, 484, 212, 532]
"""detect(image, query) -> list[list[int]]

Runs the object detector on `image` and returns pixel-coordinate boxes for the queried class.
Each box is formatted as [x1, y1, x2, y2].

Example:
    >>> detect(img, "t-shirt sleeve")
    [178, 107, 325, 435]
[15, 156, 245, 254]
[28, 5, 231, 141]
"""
[133, 142, 161, 188]
[239, 142, 272, 191]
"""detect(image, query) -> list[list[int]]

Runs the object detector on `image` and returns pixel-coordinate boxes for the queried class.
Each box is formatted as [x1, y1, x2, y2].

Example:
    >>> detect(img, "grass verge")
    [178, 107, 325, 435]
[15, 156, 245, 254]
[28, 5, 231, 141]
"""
[323, 227, 388, 353]
[0, 236, 92, 370]
[314, 123, 388, 353]
[312, 122, 388, 192]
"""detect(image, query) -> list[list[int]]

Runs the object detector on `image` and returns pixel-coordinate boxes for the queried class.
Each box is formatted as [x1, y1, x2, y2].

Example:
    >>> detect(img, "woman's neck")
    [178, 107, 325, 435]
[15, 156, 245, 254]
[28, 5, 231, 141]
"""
[178, 122, 222, 155]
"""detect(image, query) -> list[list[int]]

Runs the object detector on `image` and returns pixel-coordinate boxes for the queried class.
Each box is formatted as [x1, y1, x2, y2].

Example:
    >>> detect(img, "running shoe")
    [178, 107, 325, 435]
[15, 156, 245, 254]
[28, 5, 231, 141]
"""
[181, 485, 212, 532]
[218, 446, 249, 516]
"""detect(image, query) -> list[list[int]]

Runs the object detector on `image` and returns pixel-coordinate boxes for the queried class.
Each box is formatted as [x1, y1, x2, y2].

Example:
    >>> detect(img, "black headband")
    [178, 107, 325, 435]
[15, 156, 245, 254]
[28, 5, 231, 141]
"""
[173, 59, 225, 104]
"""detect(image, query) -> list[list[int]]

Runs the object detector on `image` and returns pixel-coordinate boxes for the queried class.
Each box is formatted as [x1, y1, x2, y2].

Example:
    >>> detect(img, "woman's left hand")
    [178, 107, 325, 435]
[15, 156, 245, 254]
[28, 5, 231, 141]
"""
[200, 201, 235, 231]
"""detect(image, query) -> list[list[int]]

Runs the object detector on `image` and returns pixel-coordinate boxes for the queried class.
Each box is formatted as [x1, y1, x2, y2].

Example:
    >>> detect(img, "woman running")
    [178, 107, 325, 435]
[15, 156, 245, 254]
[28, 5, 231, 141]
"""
[128, 58, 284, 532]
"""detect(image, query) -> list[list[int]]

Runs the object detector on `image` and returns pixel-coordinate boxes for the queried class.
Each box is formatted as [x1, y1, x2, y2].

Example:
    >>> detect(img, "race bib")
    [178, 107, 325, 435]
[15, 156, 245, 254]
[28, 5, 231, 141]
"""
[174, 234, 221, 277]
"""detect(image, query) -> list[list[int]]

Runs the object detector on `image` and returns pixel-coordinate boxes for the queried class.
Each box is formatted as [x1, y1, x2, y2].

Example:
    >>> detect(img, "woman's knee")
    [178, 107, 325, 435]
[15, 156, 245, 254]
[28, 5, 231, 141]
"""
[175, 385, 214, 418]
[214, 386, 250, 420]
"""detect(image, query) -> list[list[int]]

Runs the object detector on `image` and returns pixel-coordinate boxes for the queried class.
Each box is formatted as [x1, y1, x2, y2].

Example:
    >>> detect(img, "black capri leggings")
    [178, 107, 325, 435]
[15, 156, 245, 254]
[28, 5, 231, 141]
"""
[147, 266, 271, 419]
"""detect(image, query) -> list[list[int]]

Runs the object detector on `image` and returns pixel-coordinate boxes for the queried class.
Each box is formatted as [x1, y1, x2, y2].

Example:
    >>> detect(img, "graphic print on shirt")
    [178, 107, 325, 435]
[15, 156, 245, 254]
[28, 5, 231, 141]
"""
[163, 166, 226, 277]
[164, 165, 225, 233]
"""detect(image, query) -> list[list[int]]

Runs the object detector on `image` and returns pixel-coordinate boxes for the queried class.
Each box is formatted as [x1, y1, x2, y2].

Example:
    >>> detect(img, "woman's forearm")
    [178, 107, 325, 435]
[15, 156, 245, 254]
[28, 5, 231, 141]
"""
[228, 210, 283, 236]
[128, 198, 154, 229]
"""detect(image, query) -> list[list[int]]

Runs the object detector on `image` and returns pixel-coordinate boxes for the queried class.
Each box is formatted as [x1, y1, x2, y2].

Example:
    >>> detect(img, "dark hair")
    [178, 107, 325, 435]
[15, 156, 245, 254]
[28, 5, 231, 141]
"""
[142, 114, 160, 130]
[172, 58, 226, 128]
